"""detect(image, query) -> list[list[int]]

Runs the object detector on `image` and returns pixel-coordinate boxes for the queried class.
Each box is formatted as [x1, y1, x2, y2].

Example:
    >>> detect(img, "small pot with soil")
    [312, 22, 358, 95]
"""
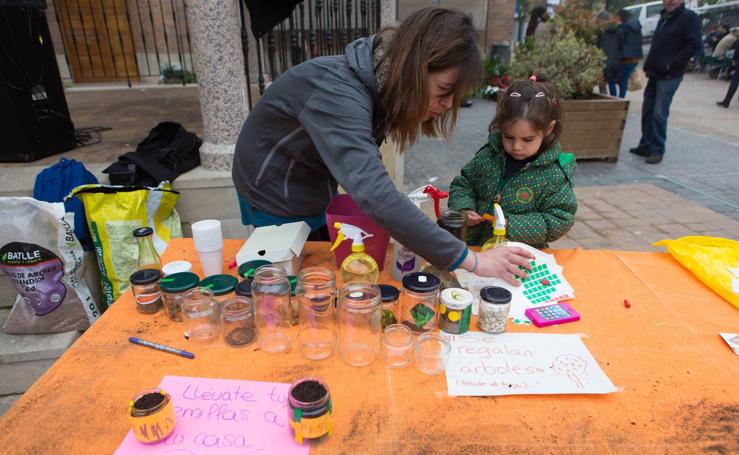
[287, 378, 332, 444]
[128, 388, 176, 444]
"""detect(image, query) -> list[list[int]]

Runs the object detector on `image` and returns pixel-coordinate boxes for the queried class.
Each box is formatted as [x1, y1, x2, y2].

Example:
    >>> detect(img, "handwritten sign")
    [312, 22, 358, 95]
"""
[115, 376, 308, 455]
[443, 332, 617, 396]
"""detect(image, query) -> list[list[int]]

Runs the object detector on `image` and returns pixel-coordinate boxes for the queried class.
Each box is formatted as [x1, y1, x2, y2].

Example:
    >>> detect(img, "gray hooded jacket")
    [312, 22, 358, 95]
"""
[232, 36, 467, 270]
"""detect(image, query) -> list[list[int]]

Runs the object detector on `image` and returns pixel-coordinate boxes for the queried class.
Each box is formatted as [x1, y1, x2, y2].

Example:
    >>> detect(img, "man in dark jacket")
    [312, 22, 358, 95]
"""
[613, 9, 643, 98]
[716, 38, 739, 107]
[630, 0, 700, 164]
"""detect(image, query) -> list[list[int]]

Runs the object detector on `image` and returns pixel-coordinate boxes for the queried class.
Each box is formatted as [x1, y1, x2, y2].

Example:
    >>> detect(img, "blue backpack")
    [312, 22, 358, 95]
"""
[33, 158, 99, 250]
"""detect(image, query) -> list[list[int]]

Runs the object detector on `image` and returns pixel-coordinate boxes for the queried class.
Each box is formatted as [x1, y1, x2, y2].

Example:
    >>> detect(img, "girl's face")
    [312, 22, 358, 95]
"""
[501, 119, 555, 161]
[424, 68, 459, 121]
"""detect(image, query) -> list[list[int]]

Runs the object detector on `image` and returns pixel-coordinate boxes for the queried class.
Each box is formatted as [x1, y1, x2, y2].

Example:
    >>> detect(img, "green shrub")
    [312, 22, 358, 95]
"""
[161, 65, 197, 84]
[509, 28, 604, 99]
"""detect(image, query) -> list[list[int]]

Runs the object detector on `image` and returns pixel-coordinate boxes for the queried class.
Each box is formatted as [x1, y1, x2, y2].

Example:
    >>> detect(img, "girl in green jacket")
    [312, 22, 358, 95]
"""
[449, 76, 577, 248]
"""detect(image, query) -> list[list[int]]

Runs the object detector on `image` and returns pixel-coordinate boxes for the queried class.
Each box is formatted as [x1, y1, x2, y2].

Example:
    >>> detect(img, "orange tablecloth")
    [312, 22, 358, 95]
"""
[1, 239, 738, 454]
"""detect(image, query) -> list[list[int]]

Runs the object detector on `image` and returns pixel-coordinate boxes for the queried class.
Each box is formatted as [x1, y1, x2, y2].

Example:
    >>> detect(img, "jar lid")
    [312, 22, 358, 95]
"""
[378, 284, 399, 303]
[238, 260, 272, 279]
[440, 288, 473, 309]
[133, 227, 153, 238]
[235, 279, 253, 297]
[402, 272, 440, 293]
[199, 274, 239, 296]
[130, 269, 161, 285]
[480, 286, 512, 304]
[160, 272, 199, 292]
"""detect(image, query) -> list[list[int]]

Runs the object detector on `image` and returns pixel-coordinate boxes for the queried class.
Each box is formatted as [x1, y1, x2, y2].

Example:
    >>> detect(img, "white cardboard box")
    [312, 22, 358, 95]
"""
[235, 221, 311, 275]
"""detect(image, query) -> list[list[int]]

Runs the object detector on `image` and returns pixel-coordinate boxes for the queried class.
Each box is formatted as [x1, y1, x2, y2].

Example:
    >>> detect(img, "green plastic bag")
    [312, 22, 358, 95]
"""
[653, 236, 739, 311]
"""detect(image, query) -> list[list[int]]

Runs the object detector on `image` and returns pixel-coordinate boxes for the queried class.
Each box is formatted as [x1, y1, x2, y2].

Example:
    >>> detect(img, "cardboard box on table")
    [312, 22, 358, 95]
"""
[235, 222, 310, 275]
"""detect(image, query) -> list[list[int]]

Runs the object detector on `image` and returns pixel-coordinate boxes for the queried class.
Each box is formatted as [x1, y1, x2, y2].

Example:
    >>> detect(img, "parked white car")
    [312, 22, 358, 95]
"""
[624, 1, 664, 38]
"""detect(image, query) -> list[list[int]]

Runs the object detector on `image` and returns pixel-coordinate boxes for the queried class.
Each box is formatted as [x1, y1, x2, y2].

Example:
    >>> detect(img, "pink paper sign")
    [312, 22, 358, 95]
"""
[115, 375, 308, 455]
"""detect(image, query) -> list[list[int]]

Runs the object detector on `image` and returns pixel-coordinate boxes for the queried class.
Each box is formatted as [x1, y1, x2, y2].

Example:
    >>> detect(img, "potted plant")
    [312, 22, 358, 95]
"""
[508, 1, 630, 161]
[478, 55, 511, 100]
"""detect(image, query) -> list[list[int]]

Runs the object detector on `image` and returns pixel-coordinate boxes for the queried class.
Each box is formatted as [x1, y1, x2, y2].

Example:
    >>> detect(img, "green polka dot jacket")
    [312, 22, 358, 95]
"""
[448, 132, 578, 248]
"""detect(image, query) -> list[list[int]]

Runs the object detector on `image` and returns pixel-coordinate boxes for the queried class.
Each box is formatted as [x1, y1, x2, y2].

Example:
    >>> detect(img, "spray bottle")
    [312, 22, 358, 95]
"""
[481, 203, 508, 251]
[330, 222, 379, 283]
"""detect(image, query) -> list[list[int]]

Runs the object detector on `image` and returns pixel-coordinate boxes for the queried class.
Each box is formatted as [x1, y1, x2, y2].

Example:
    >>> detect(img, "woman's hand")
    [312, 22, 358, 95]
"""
[462, 247, 534, 286]
[465, 210, 484, 226]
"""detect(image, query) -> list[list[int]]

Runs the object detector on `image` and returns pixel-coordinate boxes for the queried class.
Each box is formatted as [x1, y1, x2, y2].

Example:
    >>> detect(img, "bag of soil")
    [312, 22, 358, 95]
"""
[0, 198, 100, 334]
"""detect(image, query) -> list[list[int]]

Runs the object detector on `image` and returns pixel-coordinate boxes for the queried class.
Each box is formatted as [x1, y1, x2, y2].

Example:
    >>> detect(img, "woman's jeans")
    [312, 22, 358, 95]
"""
[608, 63, 638, 98]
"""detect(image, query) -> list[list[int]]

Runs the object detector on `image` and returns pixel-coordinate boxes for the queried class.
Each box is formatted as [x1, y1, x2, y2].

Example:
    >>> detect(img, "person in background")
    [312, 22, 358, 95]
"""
[716, 37, 739, 107]
[613, 9, 644, 98]
[596, 11, 621, 97]
[705, 24, 728, 53]
[629, 0, 700, 164]
[232, 7, 534, 285]
[712, 27, 738, 59]
[526, 6, 550, 38]
[448, 76, 577, 249]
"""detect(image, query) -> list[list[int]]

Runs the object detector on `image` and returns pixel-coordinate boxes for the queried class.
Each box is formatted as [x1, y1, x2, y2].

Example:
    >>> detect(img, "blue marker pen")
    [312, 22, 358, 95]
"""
[128, 336, 195, 359]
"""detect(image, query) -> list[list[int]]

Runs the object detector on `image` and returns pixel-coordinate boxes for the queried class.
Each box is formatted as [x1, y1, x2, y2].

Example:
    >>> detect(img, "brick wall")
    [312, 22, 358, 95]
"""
[486, 0, 516, 47]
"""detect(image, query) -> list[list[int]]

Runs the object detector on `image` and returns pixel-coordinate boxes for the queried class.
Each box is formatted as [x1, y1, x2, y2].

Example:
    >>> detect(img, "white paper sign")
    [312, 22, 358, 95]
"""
[443, 332, 617, 396]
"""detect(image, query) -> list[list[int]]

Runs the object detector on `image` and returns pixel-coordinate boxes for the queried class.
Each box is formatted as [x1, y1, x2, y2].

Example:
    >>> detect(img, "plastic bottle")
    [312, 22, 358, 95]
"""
[134, 227, 162, 270]
[330, 222, 379, 284]
[481, 204, 508, 251]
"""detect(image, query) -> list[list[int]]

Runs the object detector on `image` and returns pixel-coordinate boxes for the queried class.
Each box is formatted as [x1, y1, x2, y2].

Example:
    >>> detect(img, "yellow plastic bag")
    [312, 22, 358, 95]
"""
[70, 183, 182, 308]
[653, 236, 739, 310]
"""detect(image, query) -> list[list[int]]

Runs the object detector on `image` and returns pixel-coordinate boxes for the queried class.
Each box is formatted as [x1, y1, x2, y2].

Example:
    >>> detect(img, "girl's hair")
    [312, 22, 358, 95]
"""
[379, 7, 482, 151]
[489, 74, 563, 152]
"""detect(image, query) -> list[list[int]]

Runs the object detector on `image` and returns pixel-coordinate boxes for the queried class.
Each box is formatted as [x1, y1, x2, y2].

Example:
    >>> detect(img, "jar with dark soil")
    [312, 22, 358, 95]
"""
[288, 378, 332, 444]
[128, 388, 176, 443]
[160, 272, 199, 322]
[221, 297, 256, 347]
[437, 209, 468, 242]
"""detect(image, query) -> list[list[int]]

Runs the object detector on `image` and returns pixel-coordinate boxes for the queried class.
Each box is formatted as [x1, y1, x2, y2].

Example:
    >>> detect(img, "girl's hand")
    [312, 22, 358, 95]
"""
[465, 210, 484, 226]
[466, 247, 534, 286]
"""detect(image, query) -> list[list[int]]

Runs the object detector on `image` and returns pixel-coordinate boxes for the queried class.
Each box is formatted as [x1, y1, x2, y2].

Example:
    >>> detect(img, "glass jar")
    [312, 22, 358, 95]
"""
[382, 324, 413, 368]
[437, 209, 469, 243]
[221, 297, 256, 347]
[287, 377, 332, 445]
[378, 284, 400, 329]
[160, 272, 199, 321]
[296, 267, 336, 361]
[181, 287, 220, 342]
[252, 265, 292, 353]
[400, 272, 441, 333]
[438, 288, 473, 334]
[133, 227, 162, 271]
[128, 388, 175, 444]
[199, 274, 238, 307]
[336, 282, 382, 367]
[478, 286, 513, 333]
[238, 260, 272, 280]
[414, 332, 451, 375]
[129, 269, 162, 314]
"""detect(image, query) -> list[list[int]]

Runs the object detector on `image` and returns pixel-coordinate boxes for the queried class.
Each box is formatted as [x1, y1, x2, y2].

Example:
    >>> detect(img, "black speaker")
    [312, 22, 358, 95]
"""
[0, 3, 75, 162]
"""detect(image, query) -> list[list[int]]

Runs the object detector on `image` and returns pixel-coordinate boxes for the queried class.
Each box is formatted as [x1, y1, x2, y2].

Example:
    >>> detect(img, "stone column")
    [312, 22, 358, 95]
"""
[381, 0, 397, 27]
[187, 0, 248, 170]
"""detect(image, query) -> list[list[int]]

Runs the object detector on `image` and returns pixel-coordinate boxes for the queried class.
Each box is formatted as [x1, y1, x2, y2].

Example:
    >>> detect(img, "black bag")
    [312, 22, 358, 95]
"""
[103, 122, 202, 186]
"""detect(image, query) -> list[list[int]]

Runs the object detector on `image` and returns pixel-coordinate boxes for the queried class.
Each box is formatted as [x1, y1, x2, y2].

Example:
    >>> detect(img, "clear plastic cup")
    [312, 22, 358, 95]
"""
[413, 332, 450, 375]
[382, 324, 413, 368]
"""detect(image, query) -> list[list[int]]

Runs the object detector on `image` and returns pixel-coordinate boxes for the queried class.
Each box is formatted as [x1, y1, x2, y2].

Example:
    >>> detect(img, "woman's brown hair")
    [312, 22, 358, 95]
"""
[490, 74, 563, 152]
[378, 7, 482, 151]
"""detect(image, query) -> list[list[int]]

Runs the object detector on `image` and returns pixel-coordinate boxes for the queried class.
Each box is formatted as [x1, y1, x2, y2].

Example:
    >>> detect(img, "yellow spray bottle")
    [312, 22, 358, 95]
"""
[330, 222, 379, 283]
[481, 203, 508, 251]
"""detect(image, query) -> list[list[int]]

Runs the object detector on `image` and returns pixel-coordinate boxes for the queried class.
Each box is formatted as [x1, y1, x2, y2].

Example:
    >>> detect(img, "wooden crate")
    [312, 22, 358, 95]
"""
[560, 95, 630, 161]
[496, 93, 630, 162]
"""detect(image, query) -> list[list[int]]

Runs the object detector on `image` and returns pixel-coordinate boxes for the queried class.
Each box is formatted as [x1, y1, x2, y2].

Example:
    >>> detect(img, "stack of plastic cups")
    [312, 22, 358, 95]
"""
[191, 220, 223, 277]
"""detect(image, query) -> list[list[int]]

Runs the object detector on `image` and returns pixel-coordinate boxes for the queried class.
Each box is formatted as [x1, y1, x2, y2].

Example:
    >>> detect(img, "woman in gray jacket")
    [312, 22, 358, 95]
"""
[232, 7, 533, 284]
